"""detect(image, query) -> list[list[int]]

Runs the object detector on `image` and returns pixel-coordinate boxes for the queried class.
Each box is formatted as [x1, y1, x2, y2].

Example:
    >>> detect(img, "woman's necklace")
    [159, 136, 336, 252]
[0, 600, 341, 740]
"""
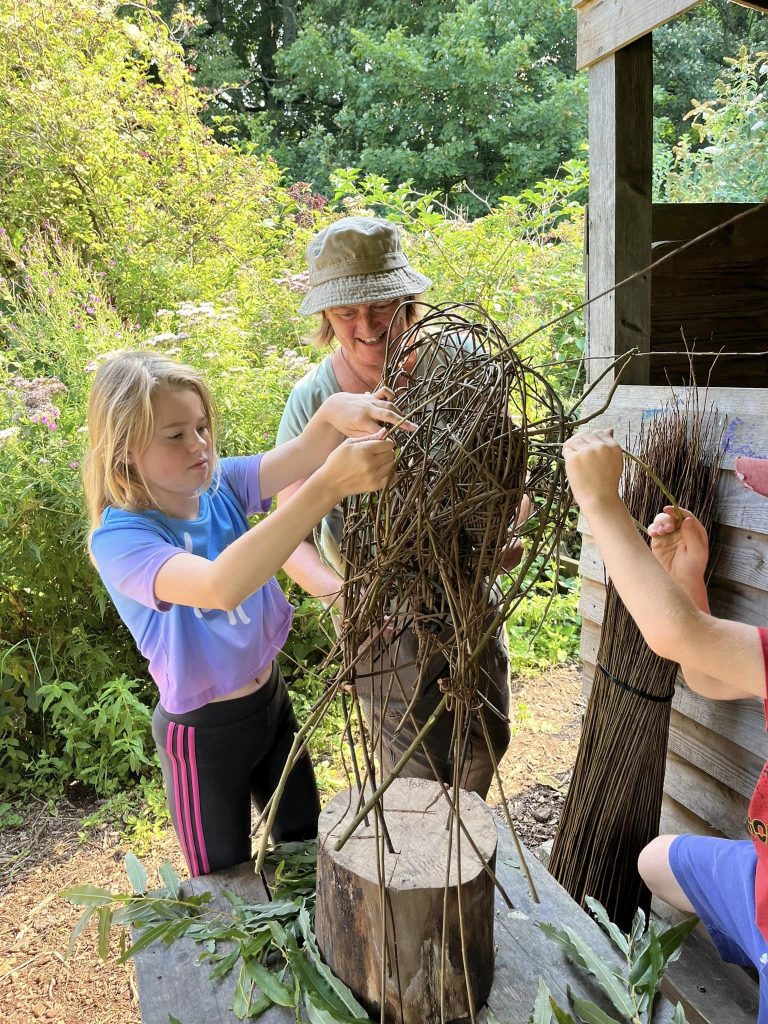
[336, 346, 382, 393]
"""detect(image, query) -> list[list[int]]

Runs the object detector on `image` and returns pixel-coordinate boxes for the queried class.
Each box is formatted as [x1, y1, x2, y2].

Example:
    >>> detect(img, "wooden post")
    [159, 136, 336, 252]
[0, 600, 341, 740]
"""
[586, 34, 653, 387]
[315, 778, 498, 1024]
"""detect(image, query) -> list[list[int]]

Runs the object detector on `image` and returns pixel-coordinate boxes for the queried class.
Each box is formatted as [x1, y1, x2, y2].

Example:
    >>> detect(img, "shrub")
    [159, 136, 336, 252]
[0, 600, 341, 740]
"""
[0, 0, 586, 800]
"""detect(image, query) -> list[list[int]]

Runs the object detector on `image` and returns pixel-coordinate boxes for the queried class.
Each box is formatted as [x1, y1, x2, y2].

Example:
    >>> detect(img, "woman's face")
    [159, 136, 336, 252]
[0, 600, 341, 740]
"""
[325, 298, 408, 375]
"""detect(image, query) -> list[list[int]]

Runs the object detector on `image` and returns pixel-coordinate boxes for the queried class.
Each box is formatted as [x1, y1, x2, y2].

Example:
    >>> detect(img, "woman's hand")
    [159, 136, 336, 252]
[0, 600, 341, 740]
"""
[322, 389, 415, 438]
[562, 429, 623, 512]
[319, 429, 396, 501]
[496, 493, 532, 574]
[648, 505, 709, 585]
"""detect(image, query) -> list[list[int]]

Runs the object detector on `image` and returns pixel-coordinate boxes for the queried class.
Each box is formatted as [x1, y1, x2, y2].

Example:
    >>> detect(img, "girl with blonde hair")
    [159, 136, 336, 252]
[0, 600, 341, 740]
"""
[84, 349, 404, 874]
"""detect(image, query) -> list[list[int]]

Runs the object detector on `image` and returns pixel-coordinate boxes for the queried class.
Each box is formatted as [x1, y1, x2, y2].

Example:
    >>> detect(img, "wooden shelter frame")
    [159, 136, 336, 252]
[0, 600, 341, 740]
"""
[574, 0, 768, 850]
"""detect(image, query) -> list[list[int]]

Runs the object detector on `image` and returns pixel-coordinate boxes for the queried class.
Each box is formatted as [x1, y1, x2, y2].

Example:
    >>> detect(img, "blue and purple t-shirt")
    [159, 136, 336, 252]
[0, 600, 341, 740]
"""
[90, 455, 293, 714]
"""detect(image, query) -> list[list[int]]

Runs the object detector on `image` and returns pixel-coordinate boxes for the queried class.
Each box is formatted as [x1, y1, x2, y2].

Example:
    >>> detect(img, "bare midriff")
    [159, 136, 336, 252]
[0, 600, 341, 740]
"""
[210, 663, 273, 702]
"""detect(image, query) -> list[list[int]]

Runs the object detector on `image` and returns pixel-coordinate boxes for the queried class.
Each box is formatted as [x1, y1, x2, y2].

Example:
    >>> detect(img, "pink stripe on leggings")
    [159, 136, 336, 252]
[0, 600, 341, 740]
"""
[167, 723, 199, 876]
[187, 728, 210, 875]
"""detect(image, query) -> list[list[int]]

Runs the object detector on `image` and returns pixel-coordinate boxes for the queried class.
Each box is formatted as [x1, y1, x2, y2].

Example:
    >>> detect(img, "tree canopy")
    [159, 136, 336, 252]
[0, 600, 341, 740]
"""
[164, 0, 768, 206]
[166, 0, 587, 205]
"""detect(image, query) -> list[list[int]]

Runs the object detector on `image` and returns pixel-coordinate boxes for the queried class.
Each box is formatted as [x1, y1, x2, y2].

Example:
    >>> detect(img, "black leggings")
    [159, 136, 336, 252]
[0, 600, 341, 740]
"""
[152, 662, 320, 876]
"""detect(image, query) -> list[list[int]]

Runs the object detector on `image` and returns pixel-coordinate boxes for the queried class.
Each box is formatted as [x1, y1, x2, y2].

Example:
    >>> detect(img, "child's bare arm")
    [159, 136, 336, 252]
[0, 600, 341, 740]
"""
[277, 477, 343, 606]
[564, 430, 764, 700]
[260, 389, 412, 499]
[153, 434, 394, 612]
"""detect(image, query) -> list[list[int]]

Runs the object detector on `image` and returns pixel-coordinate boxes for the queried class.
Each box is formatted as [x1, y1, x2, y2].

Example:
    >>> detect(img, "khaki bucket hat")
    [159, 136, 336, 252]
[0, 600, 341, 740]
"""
[298, 217, 432, 316]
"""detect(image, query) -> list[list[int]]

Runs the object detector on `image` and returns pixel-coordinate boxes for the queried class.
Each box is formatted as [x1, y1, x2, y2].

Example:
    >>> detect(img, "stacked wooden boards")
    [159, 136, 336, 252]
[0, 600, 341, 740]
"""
[579, 385, 768, 845]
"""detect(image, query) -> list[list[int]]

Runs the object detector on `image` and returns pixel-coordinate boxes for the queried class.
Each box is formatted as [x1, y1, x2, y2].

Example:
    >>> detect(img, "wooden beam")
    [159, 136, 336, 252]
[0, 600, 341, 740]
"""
[575, 0, 702, 70]
[586, 35, 652, 386]
[729, 0, 768, 13]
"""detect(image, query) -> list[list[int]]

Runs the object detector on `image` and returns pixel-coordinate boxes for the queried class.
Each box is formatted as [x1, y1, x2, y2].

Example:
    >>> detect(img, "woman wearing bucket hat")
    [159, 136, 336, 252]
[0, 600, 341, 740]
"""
[275, 216, 514, 797]
[565, 431, 768, 1018]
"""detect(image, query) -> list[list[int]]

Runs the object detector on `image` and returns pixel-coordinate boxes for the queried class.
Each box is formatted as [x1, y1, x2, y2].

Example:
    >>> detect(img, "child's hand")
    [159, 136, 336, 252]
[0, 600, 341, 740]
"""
[562, 429, 623, 511]
[648, 505, 709, 584]
[321, 430, 396, 499]
[323, 389, 415, 438]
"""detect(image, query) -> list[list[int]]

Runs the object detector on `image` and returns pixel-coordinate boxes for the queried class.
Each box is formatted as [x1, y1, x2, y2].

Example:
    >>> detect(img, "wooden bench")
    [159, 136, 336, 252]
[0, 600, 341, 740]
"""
[134, 820, 757, 1023]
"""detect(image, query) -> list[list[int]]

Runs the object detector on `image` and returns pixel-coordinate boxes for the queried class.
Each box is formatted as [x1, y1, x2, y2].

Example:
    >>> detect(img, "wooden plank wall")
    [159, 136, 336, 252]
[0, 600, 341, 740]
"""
[649, 204, 768, 388]
[579, 385, 768, 843]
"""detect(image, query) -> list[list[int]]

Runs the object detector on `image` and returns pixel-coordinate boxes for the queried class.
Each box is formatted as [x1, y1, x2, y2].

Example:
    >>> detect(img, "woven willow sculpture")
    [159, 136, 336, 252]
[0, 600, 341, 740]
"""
[333, 304, 573, 796]
[253, 302, 606, 873]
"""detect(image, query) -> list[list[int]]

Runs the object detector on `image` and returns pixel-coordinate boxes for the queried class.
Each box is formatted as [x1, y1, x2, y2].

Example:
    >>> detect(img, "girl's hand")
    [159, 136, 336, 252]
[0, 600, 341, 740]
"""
[562, 429, 623, 511]
[648, 505, 709, 584]
[320, 430, 396, 500]
[322, 389, 415, 438]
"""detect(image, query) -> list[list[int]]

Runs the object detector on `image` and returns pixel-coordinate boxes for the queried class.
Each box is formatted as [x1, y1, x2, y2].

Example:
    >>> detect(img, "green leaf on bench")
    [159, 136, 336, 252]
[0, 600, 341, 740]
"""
[528, 977, 553, 1023]
[118, 921, 174, 962]
[207, 945, 241, 981]
[539, 923, 634, 1020]
[298, 906, 369, 1020]
[628, 916, 699, 988]
[549, 997, 579, 1024]
[584, 897, 629, 956]
[567, 990, 622, 1024]
[244, 959, 294, 1007]
[159, 860, 181, 899]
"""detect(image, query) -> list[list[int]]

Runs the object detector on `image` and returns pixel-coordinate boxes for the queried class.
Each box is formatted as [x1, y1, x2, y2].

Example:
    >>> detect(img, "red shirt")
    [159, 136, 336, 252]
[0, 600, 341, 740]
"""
[746, 627, 768, 940]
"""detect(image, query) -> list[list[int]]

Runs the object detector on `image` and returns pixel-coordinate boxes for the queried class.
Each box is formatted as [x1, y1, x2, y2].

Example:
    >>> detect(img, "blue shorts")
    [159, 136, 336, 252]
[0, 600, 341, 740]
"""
[670, 835, 767, 1020]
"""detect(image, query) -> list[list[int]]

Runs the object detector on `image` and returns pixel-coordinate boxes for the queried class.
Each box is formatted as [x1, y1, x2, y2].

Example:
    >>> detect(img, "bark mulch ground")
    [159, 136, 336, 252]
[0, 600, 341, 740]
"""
[0, 664, 583, 1023]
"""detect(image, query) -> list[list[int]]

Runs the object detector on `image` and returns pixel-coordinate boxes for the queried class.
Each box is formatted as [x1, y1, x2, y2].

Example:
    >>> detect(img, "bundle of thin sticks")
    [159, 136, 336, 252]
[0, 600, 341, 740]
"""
[548, 393, 721, 930]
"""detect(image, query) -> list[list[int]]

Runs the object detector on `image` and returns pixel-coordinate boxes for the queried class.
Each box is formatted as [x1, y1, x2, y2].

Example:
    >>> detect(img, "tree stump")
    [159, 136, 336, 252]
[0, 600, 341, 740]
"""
[316, 778, 497, 1024]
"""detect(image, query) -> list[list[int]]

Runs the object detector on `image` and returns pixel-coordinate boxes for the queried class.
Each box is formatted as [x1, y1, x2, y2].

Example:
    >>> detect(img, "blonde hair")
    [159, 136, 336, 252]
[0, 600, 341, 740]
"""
[306, 295, 424, 348]
[82, 350, 218, 530]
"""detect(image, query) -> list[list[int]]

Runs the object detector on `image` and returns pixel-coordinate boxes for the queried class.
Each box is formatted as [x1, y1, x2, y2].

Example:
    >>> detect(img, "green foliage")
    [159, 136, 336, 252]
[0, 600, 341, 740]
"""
[269, 0, 586, 209]
[506, 588, 581, 673]
[78, 778, 172, 856]
[0, 802, 24, 829]
[533, 897, 697, 1024]
[0, 0, 291, 322]
[166, 0, 768, 210]
[654, 0, 768, 134]
[0, 0, 587, 802]
[657, 49, 768, 202]
[36, 675, 154, 794]
[60, 842, 374, 1022]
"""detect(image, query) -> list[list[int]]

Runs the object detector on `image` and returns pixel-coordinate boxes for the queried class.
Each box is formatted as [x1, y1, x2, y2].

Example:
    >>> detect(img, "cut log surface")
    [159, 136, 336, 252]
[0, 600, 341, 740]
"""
[316, 778, 497, 1024]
